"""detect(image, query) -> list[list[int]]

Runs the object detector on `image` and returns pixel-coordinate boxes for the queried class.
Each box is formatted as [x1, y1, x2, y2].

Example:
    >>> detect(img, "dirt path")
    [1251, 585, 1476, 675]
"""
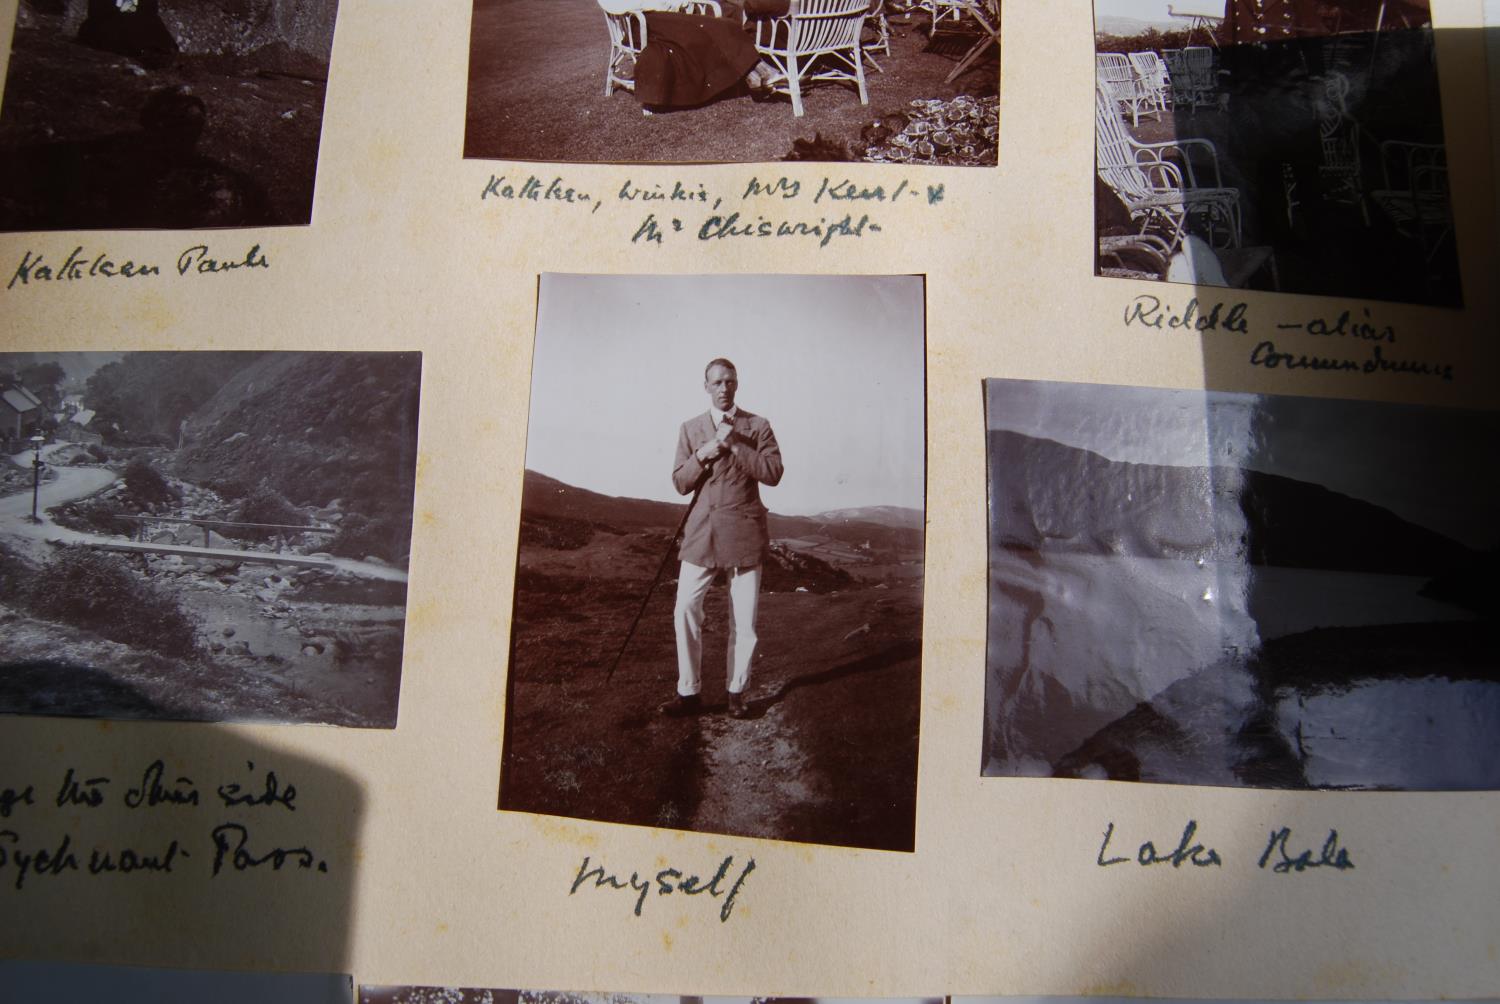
[0, 464, 118, 554]
[0, 462, 405, 582]
[690, 703, 817, 841]
[1, 462, 408, 727]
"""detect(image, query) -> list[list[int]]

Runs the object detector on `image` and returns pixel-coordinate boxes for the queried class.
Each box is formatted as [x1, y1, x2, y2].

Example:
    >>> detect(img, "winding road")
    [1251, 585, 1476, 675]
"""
[0, 456, 406, 582]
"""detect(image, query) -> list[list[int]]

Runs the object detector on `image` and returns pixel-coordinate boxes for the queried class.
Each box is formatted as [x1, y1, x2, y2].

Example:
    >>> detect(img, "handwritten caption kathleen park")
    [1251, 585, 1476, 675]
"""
[480, 172, 946, 249]
[7, 243, 270, 290]
[0, 759, 328, 890]
[1123, 294, 1459, 383]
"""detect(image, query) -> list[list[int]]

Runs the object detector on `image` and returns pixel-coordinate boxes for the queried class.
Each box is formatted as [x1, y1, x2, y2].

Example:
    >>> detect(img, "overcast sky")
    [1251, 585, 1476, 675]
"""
[526, 274, 926, 516]
[1095, 0, 1223, 26]
[985, 378, 1497, 549]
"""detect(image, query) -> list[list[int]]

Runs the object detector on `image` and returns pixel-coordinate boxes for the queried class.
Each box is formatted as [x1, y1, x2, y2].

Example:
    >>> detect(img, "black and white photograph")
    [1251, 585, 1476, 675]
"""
[464, 1, 999, 165]
[0, 0, 340, 231]
[0, 351, 421, 727]
[0, 962, 352, 1004]
[1094, 0, 1461, 306]
[362, 987, 943, 1004]
[502, 274, 925, 852]
[982, 378, 1498, 790]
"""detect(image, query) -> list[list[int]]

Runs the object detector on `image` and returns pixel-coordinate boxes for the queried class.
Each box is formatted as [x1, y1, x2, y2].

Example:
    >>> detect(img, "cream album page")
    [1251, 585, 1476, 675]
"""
[0, 0, 1496, 998]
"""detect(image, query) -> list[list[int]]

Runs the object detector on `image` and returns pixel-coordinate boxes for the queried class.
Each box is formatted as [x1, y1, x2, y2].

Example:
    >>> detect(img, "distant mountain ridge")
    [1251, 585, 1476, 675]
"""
[813, 505, 924, 530]
[1097, 14, 1182, 36]
[522, 470, 923, 555]
[988, 429, 1474, 576]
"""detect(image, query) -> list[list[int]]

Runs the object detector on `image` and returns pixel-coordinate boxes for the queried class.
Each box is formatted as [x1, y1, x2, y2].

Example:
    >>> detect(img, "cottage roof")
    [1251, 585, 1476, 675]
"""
[1, 387, 42, 415]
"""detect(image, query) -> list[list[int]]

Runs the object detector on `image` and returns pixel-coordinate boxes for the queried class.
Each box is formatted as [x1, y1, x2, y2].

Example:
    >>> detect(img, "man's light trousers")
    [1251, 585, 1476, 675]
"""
[673, 560, 761, 697]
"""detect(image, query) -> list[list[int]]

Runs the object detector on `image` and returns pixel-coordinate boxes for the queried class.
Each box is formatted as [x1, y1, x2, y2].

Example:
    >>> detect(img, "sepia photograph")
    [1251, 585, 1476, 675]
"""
[362, 988, 944, 1004]
[501, 274, 926, 852]
[1093, 0, 1460, 306]
[0, 351, 421, 727]
[982, 378, 1498, 790]
[464, 1, 999, 165]
[0, 0, 340, 231]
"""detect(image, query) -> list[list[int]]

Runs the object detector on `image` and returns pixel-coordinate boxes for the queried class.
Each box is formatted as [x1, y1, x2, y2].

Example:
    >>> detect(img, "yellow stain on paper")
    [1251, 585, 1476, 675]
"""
[532, 816, 598, 848]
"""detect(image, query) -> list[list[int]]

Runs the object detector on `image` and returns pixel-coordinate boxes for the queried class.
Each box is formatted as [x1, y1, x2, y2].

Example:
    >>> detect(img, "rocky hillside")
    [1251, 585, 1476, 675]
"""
[21, 0, 338, 60]
[175, 352, 422, 524]
[989, 429, 1475, 575]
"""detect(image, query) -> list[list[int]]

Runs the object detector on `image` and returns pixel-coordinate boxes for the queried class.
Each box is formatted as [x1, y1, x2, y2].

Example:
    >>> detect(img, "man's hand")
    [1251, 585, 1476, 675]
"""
[696, 439, 728, 463]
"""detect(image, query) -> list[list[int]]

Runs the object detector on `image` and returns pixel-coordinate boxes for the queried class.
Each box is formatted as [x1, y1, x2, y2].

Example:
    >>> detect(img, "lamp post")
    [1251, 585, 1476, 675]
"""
[28, 433, 45, 523]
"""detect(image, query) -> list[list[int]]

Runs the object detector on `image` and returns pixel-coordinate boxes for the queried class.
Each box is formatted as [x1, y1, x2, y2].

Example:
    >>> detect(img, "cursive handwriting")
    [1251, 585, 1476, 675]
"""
[216, 761, 296, 811]
[175, 243, 269, 277]
[569, 853, 756, 922]
[124, 760, 200, 809]
[88, 839, 186, 876]
[482, 174, 596, 212]
[1097, 820, 1223, 868]
[209, 823, 325, 877]
[1250, 341, 1453, 381]
[8, 247, 161, 288]
[0, 785, 34, 819]
[0, 831, 80, 889]
[1276, 307, 1396, 343]
[744, 175, 801, 199]
[1124, 294, 1250, 333]
[1258, 827, 1355, 873]
[692, 211, 880, 249]
[55, 768, 109, 808]
[618, 179, 716, 208]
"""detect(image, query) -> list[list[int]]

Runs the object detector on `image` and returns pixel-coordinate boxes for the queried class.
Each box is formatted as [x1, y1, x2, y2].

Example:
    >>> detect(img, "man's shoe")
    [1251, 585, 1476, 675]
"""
[727, 691, 749, 719]
[659, 694, 702, 718]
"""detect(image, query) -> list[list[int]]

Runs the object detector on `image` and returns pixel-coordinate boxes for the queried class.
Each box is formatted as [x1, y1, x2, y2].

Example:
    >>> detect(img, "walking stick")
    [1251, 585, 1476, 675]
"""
[604, 475, 707, 683]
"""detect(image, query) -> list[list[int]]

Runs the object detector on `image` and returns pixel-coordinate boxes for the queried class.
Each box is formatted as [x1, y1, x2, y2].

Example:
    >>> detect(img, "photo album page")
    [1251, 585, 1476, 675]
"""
[0, 0, 1496, 1001]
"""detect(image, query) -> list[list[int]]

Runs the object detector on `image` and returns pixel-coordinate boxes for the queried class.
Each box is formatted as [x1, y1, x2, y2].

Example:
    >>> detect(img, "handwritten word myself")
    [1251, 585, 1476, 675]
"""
[570, 853, 755, 923]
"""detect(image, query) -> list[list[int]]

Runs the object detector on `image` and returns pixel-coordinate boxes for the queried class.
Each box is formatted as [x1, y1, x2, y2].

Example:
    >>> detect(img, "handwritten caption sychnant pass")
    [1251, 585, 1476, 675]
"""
[0, 759, 330, 891]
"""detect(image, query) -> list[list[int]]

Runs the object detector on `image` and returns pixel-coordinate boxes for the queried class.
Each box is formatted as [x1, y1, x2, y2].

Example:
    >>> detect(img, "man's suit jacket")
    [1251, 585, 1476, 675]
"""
[672, 408, 784, 569]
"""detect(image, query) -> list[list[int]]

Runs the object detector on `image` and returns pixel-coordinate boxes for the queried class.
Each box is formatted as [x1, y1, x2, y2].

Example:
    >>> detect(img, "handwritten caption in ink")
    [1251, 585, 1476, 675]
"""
[479, 173, 946, 250]
[1123, 295, 1457, 383]
[6, 244, 270, 290]
[1096, 820, 1355, 874]
[0, 759, 328, 891]
[569, 853, 756, 923]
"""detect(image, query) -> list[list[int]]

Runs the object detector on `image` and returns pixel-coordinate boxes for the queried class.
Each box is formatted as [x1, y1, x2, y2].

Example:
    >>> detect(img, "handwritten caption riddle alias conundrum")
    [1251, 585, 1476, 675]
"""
[1122, 295, 1459, 384]
[0, 759, 329, 891]
[479, 172, 947, 250]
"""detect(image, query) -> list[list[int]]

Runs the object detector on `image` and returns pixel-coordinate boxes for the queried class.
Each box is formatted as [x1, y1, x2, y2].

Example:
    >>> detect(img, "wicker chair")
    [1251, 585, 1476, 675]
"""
[748, 0, 870, 117]
[1095, 83, 1241, 252]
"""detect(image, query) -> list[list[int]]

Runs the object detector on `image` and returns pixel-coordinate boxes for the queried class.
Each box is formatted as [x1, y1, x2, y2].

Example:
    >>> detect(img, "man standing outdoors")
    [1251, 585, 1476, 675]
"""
[662, 358, 783, 719]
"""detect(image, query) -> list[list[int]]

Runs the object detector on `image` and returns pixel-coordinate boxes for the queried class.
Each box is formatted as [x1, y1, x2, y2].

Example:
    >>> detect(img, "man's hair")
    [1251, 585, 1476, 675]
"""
[704, 357, 737, 379]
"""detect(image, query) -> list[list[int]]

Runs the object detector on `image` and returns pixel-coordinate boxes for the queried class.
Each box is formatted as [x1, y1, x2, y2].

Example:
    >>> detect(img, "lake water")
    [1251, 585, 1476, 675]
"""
[986, 547, 1490, 788]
